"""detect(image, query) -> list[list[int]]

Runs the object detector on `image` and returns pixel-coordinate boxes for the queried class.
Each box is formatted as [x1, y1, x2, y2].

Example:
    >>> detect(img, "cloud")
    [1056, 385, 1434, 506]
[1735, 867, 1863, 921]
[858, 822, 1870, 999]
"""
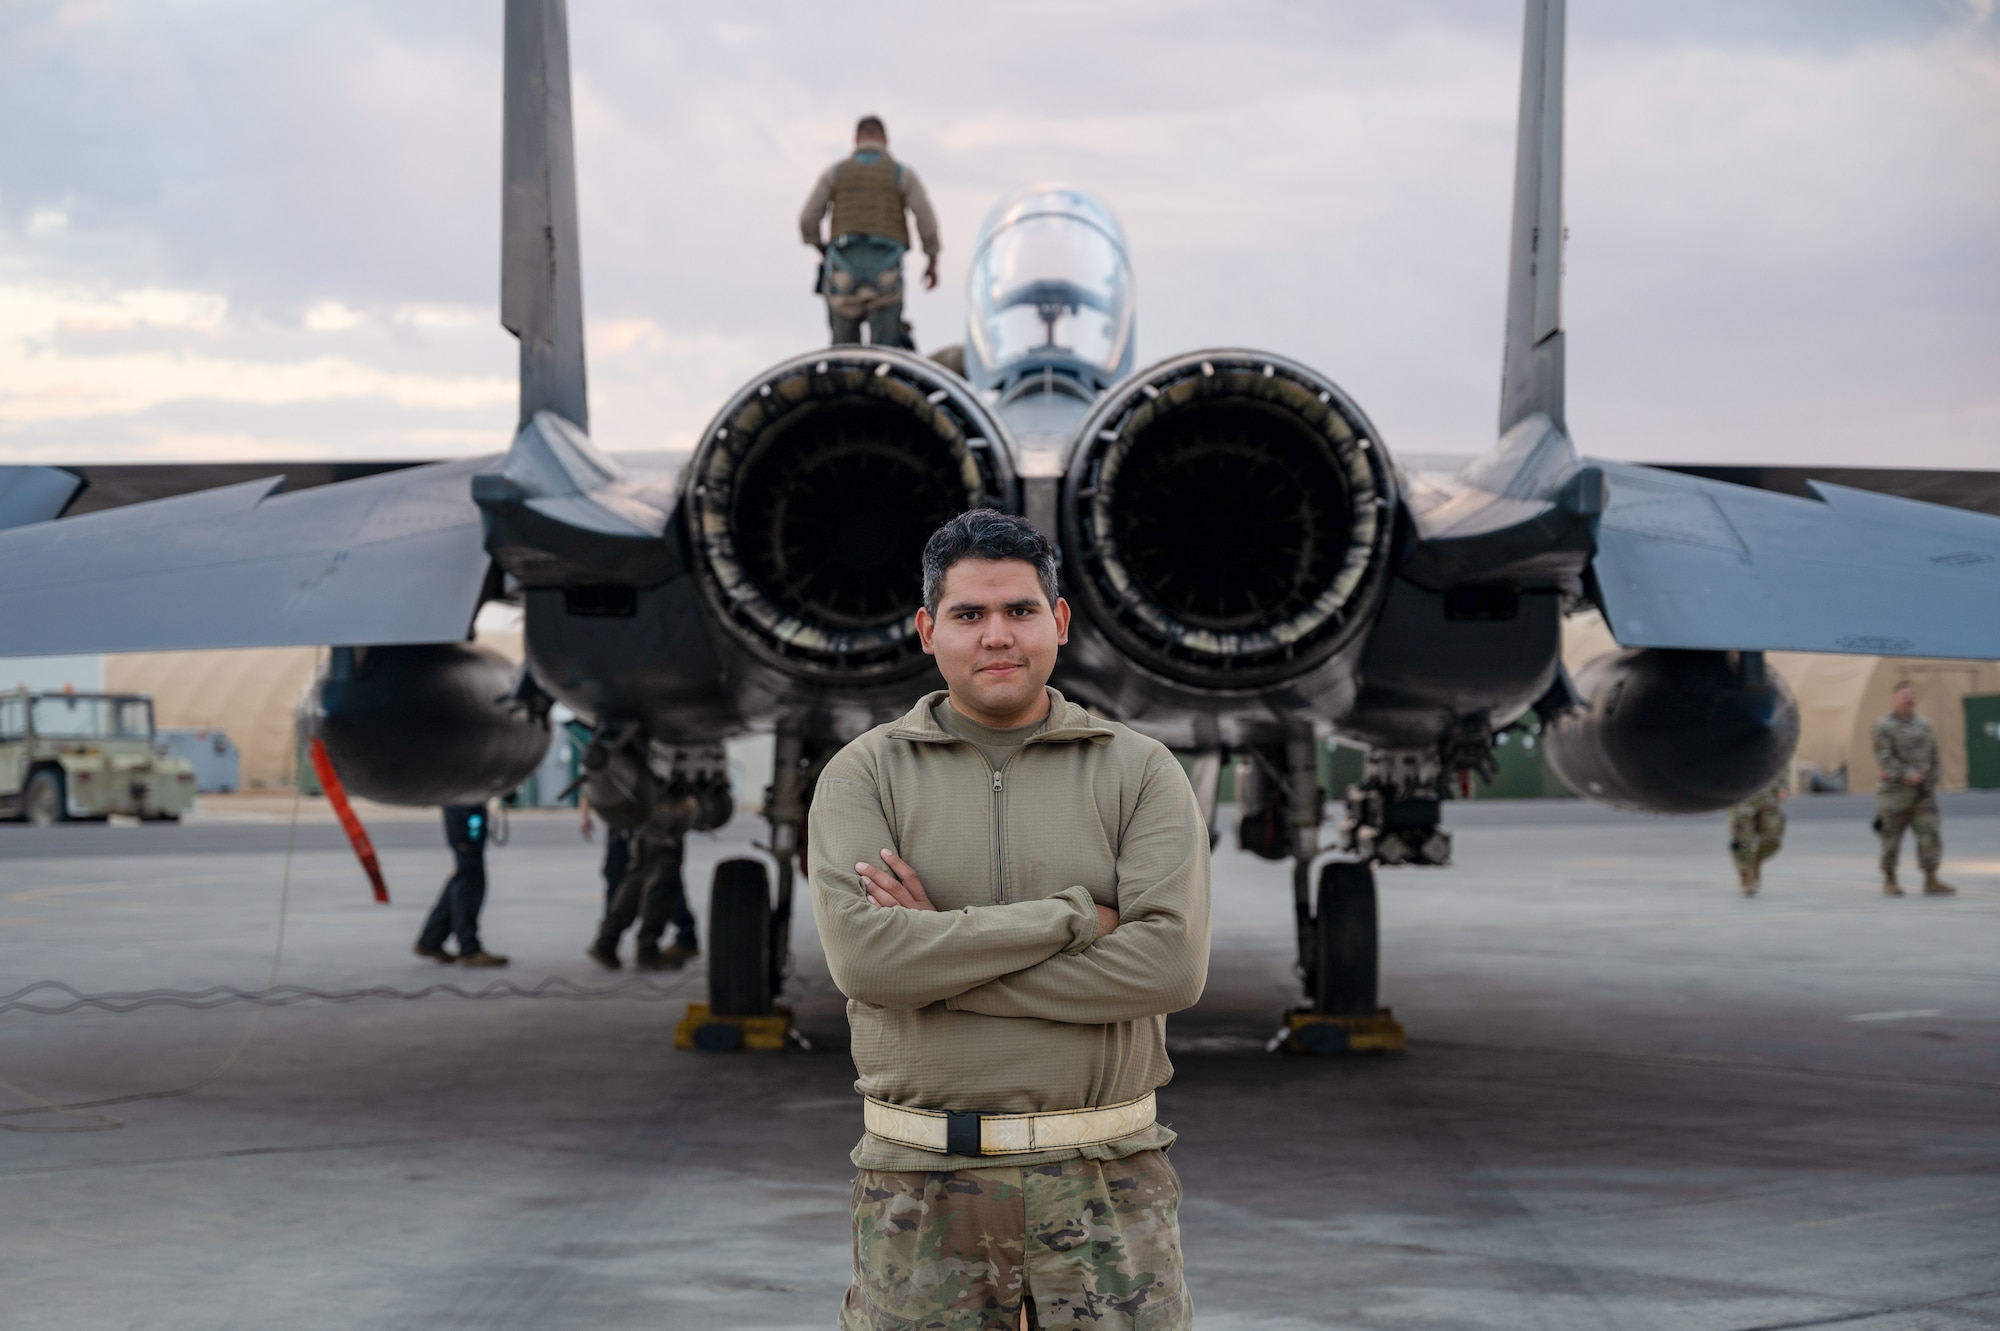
[392, 303, 484, 330]
[0, 0, 1993, 466]
[0, 280, 226, 341]
[0, 276, 510, 436]
[0, 348, 511, 423]
[302, 301, 366, 332]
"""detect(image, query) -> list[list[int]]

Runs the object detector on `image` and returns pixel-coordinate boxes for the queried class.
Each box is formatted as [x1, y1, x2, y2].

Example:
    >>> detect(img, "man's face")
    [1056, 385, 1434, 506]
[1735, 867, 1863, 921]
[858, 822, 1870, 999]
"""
[856, 131, 886, 151]
[915, 558, 1070, 727]
[1894, 685, 1917, 717]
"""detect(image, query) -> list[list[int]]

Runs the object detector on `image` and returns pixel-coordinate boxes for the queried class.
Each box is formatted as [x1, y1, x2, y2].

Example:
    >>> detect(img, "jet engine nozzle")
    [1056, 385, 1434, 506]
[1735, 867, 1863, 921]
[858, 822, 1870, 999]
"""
[304, 643, 551, 807]
[1063, 351, 1397, 688]
[686, 348, 1018, 680]
[1543, 649, 1799, 813]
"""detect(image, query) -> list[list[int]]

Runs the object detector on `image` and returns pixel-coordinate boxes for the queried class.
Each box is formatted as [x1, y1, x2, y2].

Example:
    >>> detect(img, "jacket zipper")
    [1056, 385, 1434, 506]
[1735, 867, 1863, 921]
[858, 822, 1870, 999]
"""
[992, 740, 1042, 904]
[991, 766, 1005, 903]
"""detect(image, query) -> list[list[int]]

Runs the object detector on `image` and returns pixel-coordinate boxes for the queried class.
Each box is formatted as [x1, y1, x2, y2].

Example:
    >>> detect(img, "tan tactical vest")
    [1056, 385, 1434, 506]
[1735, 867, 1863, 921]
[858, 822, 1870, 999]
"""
[829, 153, 908, 246]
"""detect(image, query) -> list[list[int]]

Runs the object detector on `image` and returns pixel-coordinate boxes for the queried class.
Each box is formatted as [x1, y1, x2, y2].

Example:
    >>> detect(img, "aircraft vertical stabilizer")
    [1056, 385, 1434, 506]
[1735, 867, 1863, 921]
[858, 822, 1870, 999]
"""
[501, 0, 589, 433]
[1498, 0, 1565, 437]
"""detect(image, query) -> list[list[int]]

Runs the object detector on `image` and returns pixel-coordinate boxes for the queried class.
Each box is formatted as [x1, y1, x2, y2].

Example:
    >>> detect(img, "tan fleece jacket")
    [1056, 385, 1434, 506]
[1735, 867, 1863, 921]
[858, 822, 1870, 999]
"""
[808, 688, 1211, 1170]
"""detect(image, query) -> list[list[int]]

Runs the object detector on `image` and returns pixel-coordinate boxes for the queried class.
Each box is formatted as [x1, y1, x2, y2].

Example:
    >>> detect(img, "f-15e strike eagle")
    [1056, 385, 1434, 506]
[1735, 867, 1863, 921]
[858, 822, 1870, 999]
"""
[4, 0, 1997, 1032]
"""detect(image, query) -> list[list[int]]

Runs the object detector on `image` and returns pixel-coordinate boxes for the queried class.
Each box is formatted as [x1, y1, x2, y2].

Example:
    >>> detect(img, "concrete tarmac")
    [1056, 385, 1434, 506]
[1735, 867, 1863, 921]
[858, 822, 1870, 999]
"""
[3, 794, 1997, 1329]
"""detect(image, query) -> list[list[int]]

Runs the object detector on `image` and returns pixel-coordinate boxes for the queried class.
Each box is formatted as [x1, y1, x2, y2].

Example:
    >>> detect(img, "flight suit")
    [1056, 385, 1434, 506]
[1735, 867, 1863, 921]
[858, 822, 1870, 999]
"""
[1874, 712, 1942, 873]
[1728, 779, 1786, 891]
[799, 149, 940, 348]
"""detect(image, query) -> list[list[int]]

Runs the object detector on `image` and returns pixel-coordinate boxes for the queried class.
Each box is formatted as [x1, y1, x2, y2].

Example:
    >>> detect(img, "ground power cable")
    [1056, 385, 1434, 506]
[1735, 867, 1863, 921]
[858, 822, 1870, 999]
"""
[0, 973, 702, 1017]
[0, 775, 306, 1133]
[0, 780, 712, 1130]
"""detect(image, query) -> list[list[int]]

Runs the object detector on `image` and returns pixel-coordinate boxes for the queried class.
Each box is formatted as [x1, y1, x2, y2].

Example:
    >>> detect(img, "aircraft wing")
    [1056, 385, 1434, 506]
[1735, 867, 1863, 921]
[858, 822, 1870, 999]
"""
[1589, 458, 2000, 659]
[0, 457, 496, 656]
[1649, 464, 2000, 521]
[0, 466, 82, 531]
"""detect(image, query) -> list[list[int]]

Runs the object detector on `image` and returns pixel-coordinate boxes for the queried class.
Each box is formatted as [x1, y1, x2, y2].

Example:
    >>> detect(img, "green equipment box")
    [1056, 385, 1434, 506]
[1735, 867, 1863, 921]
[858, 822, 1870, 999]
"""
[1966, 694, 2000, 789]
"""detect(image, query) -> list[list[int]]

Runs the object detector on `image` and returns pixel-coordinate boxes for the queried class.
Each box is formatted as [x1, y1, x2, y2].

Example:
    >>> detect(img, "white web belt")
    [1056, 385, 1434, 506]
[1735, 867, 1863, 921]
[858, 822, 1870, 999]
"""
[863, 1091, 1156, 1158]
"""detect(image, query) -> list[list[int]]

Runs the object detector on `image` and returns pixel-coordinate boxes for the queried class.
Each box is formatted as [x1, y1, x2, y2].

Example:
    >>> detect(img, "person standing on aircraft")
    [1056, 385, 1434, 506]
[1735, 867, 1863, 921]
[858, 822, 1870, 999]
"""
[1874, 682, 1956, 897]
[1728, 778, 1787, 895]
[414, 803, 509, 967]
[798, 115, 940, 349]
[809, 510, 1208, 1329]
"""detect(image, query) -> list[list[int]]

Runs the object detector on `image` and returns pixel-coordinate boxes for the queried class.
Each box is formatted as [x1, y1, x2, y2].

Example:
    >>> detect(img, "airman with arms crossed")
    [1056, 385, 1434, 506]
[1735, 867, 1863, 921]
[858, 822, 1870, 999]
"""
[809, 510, 1209, 1329]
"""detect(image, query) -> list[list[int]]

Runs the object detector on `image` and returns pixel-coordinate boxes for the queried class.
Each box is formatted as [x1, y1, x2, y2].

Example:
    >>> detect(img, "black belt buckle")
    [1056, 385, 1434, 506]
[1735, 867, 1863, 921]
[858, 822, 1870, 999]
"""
[945, 1110, 983, 1158]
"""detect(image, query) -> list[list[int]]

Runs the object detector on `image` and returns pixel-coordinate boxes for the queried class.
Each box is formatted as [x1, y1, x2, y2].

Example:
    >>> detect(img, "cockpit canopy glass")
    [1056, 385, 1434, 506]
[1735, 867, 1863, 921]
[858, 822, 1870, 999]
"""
[966, 187, 1134, 389]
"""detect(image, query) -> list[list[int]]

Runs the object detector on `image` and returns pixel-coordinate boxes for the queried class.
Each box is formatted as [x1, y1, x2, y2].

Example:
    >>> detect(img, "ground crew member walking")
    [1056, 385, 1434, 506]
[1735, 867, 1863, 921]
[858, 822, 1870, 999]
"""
[1729, 778, 1788, 895]
[799, 115, 940, 349]
[1875, 681, 1956, 897]
[809, 510, 1209, 1329]
[587, 794, 698, 970]
[581, 796, 700, 969]
[414, 804, 508, 967]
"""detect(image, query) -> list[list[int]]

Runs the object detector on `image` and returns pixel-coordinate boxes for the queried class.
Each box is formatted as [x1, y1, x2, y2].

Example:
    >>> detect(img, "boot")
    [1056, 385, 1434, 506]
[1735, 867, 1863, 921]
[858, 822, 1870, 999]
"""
[413, 942, 456, 964]
[633, 942, 664, 971]
[458, 949, 509, 967]
[1738, 867, 1758, 896]
[1923, 868, 1957, 896]
[658, 941, 698, 969]
[1882, 870, 1904, 897]
[587, 940, 622, 970]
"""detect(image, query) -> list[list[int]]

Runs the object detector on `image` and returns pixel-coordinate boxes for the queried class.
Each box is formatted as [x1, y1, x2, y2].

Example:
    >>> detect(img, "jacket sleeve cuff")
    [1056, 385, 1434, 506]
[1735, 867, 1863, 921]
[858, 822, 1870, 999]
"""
[1056, 884, 1100, 954]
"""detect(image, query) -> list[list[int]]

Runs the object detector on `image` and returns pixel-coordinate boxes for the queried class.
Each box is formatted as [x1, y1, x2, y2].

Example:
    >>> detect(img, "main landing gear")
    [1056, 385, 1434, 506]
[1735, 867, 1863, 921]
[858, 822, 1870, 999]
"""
[1238, 729, 1460, 1054]
[679, 727, 830, 1052]
[1281, 857, 1403, 1054]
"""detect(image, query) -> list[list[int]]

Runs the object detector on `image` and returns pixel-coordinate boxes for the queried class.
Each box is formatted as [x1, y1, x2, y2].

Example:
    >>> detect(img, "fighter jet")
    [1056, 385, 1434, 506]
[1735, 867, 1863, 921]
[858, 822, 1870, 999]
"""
[4, 0, 1998, 1035]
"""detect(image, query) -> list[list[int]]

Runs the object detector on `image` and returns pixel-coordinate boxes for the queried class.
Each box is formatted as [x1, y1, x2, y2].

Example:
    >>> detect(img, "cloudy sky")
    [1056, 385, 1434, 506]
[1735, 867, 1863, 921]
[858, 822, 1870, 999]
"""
[2, 0, 1995, 471]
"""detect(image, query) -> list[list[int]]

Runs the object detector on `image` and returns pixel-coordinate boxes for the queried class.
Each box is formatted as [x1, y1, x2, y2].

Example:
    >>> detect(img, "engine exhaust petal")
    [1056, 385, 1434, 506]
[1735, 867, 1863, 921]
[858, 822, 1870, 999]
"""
[685, 347, 1017, 682]
[1062, 351, 1397, 690]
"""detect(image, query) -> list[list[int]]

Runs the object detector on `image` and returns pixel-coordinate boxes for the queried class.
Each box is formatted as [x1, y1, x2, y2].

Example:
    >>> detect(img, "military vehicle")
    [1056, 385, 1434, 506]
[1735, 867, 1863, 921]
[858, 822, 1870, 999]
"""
[2, 0, 1998, 1034]
[0, 689, 197, 825]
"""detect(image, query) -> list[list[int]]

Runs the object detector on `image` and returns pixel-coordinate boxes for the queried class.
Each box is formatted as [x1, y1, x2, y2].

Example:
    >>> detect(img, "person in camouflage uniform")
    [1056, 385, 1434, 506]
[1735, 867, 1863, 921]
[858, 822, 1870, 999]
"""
[810, 512, 1208, 1330]
[1874, 681, 1956, 897]
[1728, 778, 1787, 895]
[847, 1154, 1183, 1329]
[799, 115, 941, 349]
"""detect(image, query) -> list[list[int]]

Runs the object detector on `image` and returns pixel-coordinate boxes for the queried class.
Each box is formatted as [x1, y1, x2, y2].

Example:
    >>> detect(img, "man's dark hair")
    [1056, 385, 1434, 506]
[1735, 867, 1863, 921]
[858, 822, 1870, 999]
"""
[921, 509, 1059, 615]
[855, 115, 887, 140]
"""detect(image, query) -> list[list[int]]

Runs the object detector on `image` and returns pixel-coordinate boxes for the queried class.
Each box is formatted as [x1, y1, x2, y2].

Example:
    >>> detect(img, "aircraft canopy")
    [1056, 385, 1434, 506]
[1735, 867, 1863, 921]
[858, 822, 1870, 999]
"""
[967, 186, 1134, 389]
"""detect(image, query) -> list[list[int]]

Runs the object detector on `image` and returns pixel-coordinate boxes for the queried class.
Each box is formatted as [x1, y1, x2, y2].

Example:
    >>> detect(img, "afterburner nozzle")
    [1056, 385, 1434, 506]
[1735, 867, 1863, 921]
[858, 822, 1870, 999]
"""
[1062, 351, 1398, 689]
[685, 348, 1019, 681]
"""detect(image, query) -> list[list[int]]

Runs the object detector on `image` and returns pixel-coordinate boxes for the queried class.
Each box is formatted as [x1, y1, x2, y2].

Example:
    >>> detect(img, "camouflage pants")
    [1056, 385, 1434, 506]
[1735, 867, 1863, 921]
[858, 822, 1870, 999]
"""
[1728, 805, 1785, 873]
[842, 1150, 1191, 1330]
[1877, 786, 1942, 872]
[828, 300, 907, 348]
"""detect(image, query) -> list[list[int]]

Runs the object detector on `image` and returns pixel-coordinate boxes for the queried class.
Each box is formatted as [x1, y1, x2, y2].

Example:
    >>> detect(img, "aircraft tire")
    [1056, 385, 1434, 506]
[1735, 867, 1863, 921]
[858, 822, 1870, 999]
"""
[1313, 861, 1379, 1016]
[707, 857, 774, 1017]
[25, 768, 66, 827]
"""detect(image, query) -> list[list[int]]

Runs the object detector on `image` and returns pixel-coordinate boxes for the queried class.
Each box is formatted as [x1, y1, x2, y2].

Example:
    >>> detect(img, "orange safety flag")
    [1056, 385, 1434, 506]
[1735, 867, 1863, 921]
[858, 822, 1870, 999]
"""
[308, 736, 389, 904]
